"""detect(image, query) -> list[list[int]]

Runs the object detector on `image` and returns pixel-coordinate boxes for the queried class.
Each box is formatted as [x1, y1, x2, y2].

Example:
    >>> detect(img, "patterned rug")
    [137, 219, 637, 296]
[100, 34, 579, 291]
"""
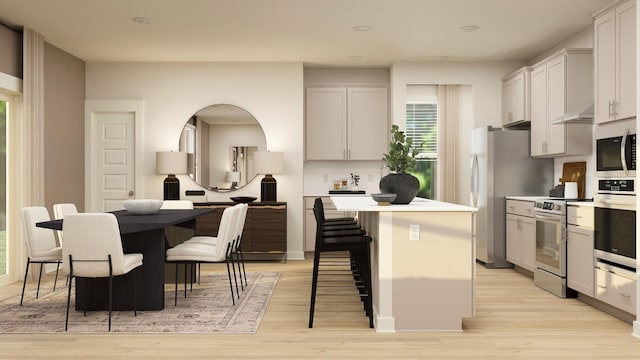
[0, 272, 279, 333]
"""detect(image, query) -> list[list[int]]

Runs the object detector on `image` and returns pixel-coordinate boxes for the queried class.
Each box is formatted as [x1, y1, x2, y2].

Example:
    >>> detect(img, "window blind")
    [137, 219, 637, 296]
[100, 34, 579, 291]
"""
[406, 103, 438, 159]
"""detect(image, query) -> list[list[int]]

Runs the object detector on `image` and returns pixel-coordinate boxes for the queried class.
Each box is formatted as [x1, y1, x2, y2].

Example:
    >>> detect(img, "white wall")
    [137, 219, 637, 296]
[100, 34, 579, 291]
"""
[85, 62, 306, 259]
[390, 61, 526, 204]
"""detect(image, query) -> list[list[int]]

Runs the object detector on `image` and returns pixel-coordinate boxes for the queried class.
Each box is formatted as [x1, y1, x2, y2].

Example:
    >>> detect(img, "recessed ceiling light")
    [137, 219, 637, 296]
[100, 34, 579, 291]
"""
[132, 17, 152, 25]
[353, 25, 371, 32]
[348, 55, 363, 61]
[460, 25, 479, 32]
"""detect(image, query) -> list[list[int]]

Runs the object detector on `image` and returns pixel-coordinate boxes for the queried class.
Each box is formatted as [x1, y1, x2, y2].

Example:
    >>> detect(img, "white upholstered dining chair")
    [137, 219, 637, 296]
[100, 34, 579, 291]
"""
[62, 213, 143, 331]
[20, 206, 63, 306]
[52, 203, 78, 246]
[165, 204, 241, 305]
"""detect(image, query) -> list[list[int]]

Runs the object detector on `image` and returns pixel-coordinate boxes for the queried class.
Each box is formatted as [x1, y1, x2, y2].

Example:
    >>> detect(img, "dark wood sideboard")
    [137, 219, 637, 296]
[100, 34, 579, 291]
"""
[194, 202, 287, 260]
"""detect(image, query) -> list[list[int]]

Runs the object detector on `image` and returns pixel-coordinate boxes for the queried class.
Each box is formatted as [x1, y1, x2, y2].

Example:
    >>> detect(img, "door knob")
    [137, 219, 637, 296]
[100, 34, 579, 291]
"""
[128, 191, 134, 196]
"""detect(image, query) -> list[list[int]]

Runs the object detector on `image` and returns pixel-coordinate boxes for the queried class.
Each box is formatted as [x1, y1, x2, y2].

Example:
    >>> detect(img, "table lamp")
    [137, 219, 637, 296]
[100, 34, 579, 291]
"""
[227, 171, 240, 188]
[156, 151, 188, 200]
[254, 151, 284, 202]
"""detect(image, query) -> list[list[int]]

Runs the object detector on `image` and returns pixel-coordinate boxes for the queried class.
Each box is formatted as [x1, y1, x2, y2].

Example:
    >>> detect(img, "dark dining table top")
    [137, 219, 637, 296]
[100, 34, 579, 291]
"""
[36, 208, 214, 234]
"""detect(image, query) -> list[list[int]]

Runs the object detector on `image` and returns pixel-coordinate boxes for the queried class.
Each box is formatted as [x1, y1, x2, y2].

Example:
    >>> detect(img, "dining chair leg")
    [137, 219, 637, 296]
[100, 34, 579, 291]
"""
[20, 258, 31, 306]
[65, 256, 74, 331]
[108, 255, 113, 332]
[53, 262, 60, 292]
[183, 264, 188, 298]
[174, 263, 179, 306]
[238, 245, 248, 287]
[133, 267, 138, 317]
[225, 260, 235, 306]
[36, 263, 44, 299]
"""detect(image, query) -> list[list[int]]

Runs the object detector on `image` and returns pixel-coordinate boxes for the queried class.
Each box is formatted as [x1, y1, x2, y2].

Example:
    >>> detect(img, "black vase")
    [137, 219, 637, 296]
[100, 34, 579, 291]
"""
[379, 173, 420, 204]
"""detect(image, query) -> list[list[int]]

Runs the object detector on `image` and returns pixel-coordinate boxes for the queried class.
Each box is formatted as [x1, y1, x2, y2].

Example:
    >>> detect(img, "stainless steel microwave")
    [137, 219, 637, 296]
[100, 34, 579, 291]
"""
[596, 120, 636, 178]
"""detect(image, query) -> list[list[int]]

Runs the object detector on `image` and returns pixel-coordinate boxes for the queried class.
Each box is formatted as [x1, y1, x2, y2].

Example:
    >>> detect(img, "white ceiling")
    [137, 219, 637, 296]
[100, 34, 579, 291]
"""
[0, 0, 614, 67]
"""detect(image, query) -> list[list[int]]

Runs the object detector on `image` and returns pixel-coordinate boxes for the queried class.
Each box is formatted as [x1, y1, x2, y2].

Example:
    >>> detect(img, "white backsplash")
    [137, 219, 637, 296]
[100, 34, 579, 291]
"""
[304, 160, 386, 195]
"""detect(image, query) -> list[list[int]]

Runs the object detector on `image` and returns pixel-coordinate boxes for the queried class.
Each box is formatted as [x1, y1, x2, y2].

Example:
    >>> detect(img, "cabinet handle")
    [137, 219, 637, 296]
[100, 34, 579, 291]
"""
[608, 100, 613, 117]
[597, 285, 607, 289]
[618, 292, 631, 299]
[612, 100, 618, 116]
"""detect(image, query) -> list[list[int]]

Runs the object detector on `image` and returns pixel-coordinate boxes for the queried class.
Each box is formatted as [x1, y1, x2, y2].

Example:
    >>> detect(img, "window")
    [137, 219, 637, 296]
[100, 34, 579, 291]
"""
[406, 102, 437, 199]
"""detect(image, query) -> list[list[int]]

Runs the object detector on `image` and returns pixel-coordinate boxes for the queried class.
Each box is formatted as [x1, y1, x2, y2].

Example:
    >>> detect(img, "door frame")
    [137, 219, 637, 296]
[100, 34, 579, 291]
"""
[85, 100, 145, 212]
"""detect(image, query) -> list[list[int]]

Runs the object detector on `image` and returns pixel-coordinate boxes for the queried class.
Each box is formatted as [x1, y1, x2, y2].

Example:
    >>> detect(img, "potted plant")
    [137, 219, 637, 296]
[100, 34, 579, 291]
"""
[380, 124, 420, 204]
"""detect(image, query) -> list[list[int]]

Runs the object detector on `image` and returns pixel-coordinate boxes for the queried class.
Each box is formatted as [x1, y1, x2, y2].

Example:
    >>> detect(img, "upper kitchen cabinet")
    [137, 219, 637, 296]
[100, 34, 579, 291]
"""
[530, 49, 593, 157]
[305, 86, 388, 160]
[502, 67, 531, 127]
[593, 0, 636, 124]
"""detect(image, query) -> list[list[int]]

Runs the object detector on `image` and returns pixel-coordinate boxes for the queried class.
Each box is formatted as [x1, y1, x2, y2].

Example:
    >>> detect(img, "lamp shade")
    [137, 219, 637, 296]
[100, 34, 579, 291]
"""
[156, 151, 188, 175]
[227, 171, 240, 183]
[254, 151, 284, 175]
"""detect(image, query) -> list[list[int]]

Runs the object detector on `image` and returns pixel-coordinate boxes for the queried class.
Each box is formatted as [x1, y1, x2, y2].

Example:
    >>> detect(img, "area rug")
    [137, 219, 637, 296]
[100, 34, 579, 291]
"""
[0, 271, 279, 333]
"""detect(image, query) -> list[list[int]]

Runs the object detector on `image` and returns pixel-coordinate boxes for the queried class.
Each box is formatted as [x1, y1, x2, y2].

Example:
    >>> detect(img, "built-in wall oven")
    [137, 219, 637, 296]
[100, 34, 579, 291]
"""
[594, 178, 636, 270]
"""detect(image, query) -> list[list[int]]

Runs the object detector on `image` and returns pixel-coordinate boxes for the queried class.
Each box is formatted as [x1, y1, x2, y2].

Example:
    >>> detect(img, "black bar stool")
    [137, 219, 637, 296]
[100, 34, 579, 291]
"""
[309, 198, 373, 328]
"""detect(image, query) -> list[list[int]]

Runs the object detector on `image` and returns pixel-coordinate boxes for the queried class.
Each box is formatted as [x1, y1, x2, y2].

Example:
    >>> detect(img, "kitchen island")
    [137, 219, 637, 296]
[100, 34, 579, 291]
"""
[331, 196, 477, 332]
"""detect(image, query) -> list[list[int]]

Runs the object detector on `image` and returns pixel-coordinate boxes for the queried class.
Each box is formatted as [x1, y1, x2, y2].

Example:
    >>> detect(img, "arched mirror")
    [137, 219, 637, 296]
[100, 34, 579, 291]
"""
[179, 104, 267, 191]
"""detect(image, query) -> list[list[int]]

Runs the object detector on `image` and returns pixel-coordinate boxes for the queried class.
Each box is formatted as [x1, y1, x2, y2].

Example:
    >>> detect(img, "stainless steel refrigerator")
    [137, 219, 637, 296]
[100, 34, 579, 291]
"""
[470, 126, 553, 268]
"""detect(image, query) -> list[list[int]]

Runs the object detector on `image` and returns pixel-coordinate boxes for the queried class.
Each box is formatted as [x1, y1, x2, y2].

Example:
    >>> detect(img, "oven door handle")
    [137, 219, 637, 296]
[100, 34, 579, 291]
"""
[621, 129, 629, 176]
[534, 213, 561, 222]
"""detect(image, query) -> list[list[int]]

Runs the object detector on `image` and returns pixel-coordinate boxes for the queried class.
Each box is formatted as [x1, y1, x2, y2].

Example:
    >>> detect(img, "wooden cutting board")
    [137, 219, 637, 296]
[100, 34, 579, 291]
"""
[559, 161, 586, 199]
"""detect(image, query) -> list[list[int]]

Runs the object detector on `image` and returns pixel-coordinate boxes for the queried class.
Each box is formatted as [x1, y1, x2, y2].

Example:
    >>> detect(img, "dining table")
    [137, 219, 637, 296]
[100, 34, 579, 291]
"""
[36, 208, 214, 311]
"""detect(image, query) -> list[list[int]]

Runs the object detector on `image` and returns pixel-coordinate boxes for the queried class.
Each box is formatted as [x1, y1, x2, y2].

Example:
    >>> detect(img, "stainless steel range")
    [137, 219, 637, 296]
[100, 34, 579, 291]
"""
[532, 198, 577, 298]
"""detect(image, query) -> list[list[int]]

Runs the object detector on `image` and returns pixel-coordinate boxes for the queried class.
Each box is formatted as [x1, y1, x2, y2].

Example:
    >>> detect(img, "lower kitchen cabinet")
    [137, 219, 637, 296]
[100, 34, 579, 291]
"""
[566, 204, 595, 296]
[567, 224, 595, 296]
[505, 199, 536, 272]
[194, 202, 287, 258]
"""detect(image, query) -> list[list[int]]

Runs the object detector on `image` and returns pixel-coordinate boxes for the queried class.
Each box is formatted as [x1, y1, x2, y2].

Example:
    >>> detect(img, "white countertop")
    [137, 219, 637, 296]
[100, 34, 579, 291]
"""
[505, 195, 548, 201]
[331, 196, 477, 212]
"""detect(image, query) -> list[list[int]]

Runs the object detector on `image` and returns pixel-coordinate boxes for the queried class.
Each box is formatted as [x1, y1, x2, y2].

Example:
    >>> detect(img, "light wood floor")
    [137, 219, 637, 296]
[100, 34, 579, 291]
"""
[2, 260, 640, 359]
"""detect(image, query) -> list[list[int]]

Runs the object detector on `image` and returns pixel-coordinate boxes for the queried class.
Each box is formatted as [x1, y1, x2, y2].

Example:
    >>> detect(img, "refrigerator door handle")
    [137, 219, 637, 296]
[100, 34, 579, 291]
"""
[471, 153, 479, 207]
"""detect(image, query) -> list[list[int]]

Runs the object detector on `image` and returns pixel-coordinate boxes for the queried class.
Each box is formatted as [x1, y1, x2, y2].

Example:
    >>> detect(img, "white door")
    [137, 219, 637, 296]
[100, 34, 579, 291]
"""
[85, 100, 144, 212]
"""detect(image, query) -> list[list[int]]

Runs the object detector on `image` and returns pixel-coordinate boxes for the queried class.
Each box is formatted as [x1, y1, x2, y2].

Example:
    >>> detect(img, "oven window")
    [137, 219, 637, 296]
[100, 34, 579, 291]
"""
[536, 219, 562, 270]
[594, 207, 636, 259]
[597, 137, 623, 171]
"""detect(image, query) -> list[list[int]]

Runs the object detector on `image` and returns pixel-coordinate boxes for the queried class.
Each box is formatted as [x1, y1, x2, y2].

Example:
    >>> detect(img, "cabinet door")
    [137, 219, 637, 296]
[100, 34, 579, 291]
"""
[594, 9, 616, 124]
[567, 225, 595, 296]
[615, 0, 636, 120]
[347, 87, 388, 160]
[506, 214, 522, 265]
[306, 87, 347, 160]
[520, 217, 537, 272]
[545, 55, 567, 155]
[502, 80, 512, 126]
[530, 65, 547, 157]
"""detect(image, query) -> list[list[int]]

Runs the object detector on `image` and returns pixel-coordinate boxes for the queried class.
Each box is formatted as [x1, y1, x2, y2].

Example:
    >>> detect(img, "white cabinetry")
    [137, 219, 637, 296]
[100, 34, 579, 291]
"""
[502, 67, 530, 127]
[566, 205, 595, 296]
[596, 261, 636, 315]
[505, 199, 536, 271]
[594, 0, 636, 124]
[305, 87, 388, 160]
[530, 49, 593, 157]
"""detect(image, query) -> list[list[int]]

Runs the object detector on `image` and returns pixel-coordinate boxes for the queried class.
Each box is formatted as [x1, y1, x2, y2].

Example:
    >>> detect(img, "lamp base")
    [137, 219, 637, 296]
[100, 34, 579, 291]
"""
[164, 174, 180, 200]
[261, 174, 277, 202]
